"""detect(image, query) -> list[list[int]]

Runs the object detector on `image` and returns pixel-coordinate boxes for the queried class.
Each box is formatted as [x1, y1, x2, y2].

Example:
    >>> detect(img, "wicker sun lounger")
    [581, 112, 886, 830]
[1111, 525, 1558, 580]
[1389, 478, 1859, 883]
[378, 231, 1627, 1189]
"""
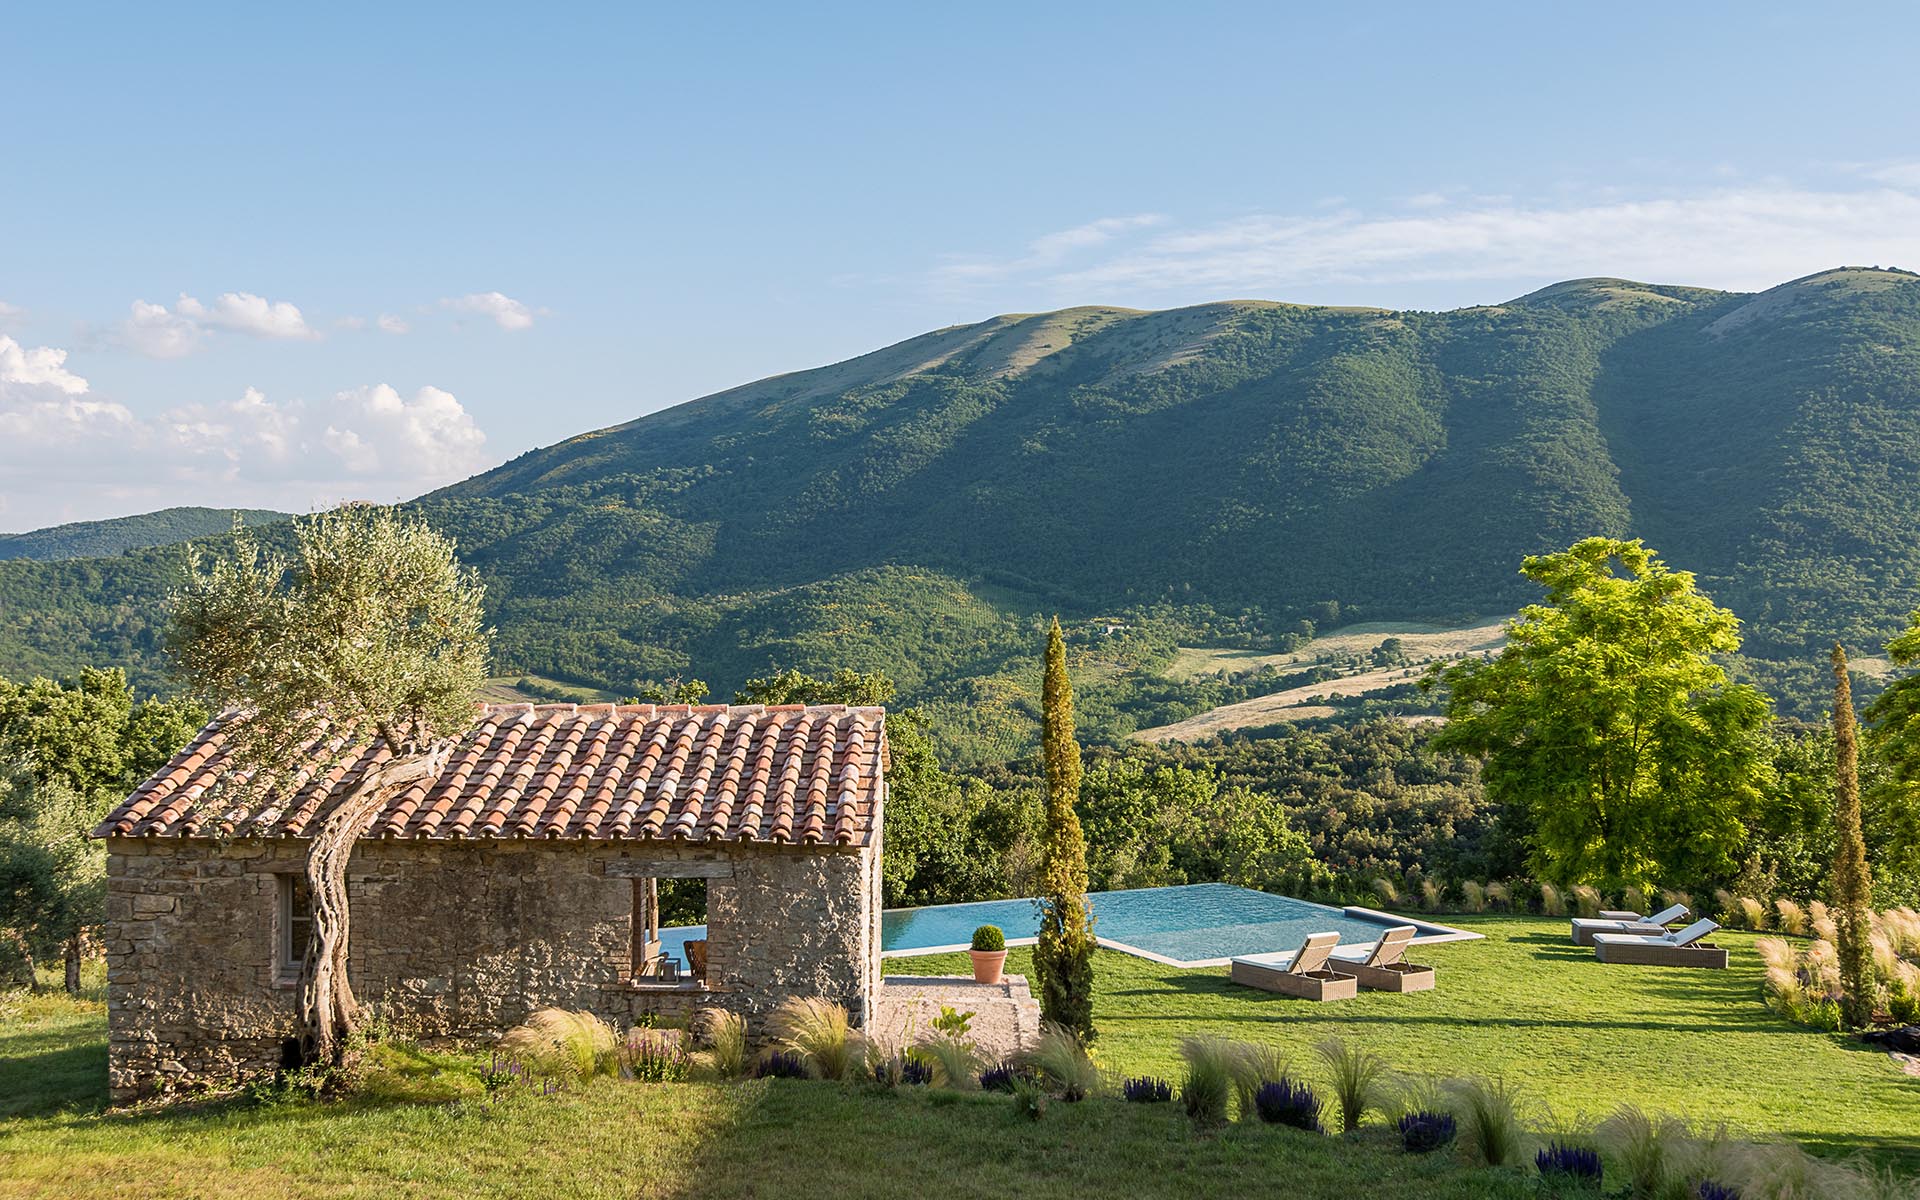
[1230, 932, 1358, 1001]
[1571, 903, 1690, 946]
[1331, 925, 1434, 992]
[1592, 918, 1727, 968]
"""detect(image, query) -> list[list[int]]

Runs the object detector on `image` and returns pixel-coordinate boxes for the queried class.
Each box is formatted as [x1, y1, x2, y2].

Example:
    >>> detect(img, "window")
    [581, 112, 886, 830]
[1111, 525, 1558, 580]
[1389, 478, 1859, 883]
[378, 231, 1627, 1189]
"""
[278, 874, 312, 977]
[627, 874, 713, 987]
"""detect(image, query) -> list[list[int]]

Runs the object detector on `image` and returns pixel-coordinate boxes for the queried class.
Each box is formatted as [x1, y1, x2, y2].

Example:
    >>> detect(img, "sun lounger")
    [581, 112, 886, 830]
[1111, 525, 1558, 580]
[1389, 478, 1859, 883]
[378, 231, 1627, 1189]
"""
[1592, 918, 1727, 968]
[1330, 925, 1434, 992]
[1229, 932, 1359, 1000]
[1571, 903, 1689, 946]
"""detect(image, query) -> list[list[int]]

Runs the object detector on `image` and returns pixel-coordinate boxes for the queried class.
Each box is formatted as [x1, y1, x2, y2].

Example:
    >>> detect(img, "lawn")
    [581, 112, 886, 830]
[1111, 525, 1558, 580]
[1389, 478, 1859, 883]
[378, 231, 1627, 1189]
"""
[886, 916, 1920, 1168]
[1, 915, 1915, 1198]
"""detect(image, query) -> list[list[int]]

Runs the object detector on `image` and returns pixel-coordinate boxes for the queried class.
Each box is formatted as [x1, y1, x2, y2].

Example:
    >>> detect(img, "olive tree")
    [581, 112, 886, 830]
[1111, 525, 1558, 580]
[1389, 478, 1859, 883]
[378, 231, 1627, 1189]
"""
[166, 507, 488, 1067]
[0, 668, 201, 991]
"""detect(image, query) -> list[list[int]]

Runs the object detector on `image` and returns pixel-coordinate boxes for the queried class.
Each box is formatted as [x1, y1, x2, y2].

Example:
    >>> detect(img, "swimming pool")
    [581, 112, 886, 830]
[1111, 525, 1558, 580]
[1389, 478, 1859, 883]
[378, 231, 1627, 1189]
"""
[658, 882, 1477, 970]
[883, 883, 1474, 966]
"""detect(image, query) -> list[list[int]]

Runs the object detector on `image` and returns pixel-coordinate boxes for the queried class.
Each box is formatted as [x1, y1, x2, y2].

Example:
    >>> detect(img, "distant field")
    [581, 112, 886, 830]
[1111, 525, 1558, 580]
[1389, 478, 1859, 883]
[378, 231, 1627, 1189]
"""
[1138, 664, 1429, 741]
[477, 675, 622, 705]
[1142, 618, 1508, 741]
[1851, 655, 1896, 680]
[1162, 618, 1508, 682]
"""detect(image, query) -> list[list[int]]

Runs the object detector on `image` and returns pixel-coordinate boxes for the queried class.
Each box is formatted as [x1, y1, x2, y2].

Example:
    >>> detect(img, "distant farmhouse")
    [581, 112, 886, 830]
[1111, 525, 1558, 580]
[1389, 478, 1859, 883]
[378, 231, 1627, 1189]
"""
[93, 703, 888, 1102]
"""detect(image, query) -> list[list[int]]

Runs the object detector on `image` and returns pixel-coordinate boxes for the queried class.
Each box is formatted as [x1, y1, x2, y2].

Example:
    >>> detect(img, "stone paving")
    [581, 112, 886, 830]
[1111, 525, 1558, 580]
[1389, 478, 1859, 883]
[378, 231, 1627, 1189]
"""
[870, 973, 1042, 1064]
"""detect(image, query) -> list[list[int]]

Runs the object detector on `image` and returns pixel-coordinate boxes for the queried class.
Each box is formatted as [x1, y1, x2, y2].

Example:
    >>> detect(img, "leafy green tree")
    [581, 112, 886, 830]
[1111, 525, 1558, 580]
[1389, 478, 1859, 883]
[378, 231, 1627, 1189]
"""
[167, 507, 489, 1067]
[1078, 758, 1314, 892]
[1864, 609, 1920, 903]
[1032, 618, 1095, 1040]
[1830, 645, 1874, 1027]
[1746, 722, 1919, 908]
[627, 677, 711, 705]
[0, 774, 101, 991]
[0, 668, 201, 991]
[1431, 538, 1774, 893]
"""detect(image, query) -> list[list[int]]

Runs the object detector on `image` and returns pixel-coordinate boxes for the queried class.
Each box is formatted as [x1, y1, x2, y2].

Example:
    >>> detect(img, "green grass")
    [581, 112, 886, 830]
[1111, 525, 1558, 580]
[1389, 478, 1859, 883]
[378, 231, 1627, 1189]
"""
[0, 978, 109, 1119]
[890, 915, 1920, 1168]
[2, 916, 1915, 1197]
[0, 991, 1526, 1200]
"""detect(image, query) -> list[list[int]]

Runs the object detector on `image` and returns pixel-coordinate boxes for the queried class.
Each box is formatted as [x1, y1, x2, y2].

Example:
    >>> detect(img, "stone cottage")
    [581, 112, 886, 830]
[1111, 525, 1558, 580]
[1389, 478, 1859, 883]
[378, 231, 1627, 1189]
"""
[92, 701, 887, 1102]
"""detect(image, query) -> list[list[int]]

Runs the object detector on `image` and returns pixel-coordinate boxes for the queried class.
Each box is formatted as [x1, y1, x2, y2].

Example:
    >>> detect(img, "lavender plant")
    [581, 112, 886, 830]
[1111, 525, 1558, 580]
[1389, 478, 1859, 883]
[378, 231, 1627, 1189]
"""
[754, 1050, 810, 1079]
[1253, 1078, 1323, 1133]
[1397, 1111, 1456, 1154]
[1536, 1142, 1603, 1187]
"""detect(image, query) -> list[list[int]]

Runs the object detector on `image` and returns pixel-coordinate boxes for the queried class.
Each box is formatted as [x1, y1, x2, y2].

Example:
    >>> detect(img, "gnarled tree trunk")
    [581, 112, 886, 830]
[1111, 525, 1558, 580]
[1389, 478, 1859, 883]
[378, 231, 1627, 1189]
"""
[6, 931, 35, 992]
[64, 930, 83, 994]
[297, 740, 451, 1068]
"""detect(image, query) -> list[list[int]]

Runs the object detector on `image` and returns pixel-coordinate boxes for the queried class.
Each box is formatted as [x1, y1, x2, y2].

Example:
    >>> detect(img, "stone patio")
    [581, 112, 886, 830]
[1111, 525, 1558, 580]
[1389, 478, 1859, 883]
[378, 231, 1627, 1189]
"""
[871, 974, 1042, 1063]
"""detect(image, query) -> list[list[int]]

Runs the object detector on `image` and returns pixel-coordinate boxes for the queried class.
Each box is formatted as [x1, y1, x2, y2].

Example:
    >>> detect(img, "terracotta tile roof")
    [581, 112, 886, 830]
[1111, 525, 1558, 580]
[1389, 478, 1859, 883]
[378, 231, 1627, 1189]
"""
[94, 703, 888, 848]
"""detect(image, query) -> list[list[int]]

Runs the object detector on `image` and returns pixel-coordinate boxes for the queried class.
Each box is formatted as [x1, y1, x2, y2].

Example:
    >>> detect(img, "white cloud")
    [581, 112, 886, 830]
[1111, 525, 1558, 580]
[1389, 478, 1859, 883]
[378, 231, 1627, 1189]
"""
[0, 301, 24, 328]
[177, 292, 317, 340]
[935, 215, 1164, 286]
[335, 313, 410, 335]
[932, 169, 1920, 303]
[122, 299, 203, 358]
[0, 336, 137, 459]
[0, 335, 490, 529]
[1861, 161, 1920, 189]
[1, 336, 89, 395]
[442, 291, 534, 331]
[156, 384, 488, 487]
[119, 291, 317, 357]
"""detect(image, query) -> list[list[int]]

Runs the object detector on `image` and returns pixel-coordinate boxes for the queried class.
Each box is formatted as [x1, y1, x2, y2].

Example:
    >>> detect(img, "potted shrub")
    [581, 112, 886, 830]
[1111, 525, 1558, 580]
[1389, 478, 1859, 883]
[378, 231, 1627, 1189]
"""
[970, 925, 1007, 984]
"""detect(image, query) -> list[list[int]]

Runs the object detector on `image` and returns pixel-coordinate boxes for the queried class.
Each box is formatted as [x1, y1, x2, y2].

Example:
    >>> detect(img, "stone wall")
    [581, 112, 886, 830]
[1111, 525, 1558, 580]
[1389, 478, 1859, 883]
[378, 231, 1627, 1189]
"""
[104, 836, 879, 1103]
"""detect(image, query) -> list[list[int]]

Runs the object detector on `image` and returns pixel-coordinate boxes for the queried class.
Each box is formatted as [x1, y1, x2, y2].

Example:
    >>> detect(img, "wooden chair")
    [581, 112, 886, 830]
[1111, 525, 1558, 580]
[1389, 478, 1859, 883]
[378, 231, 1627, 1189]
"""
[1592, 919, 1728, 968]
[1229, 932, 1358, 1001]
[1334, 926, 1434, 992]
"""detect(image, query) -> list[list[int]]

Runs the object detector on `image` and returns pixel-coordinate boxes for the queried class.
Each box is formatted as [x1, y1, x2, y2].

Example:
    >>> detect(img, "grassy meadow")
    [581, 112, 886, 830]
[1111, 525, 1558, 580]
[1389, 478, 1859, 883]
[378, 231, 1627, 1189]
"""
[3, 916, 1916, 1197]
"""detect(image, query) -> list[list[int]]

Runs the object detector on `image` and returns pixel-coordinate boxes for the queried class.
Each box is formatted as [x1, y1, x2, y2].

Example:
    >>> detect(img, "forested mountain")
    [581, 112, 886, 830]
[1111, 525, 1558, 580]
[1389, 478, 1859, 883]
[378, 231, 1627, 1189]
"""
[0, 507, 288, 561]
[3, 267, 1919, 754]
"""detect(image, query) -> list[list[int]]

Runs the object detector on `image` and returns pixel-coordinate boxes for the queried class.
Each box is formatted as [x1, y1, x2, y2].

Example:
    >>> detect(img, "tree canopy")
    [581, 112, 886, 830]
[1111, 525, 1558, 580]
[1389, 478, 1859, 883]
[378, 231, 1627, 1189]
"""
[167, 507, 490, 768]
[0, 668, 201, 988]
[1432, 538, 1775, 893]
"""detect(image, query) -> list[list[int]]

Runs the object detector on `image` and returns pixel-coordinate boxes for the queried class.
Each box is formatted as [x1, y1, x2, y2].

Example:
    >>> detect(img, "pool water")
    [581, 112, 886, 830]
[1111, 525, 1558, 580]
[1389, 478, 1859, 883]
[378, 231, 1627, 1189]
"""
[884, 883, 1444, 963]
[657, 883, 1459, 970]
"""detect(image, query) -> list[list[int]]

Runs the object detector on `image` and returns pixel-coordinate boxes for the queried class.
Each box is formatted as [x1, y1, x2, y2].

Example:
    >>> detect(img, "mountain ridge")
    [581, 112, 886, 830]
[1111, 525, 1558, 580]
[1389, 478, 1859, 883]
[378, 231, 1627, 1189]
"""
[4, 268, 1920, 749]
[0, 507, 290, 562]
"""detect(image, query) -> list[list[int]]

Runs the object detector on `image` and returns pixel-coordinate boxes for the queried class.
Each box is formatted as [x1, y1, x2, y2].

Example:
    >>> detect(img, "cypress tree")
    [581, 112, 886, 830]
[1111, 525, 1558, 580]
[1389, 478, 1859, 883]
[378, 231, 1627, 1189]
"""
[1830, 644, 1875, 1028]
[1033, 617, 1096, 1040]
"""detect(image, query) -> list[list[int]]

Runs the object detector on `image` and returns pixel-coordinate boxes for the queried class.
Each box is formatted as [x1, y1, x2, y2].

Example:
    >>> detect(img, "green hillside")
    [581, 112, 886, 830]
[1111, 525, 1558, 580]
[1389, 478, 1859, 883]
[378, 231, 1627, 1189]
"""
[0, 507, 288, 561]
[4, 268, 1920, 749]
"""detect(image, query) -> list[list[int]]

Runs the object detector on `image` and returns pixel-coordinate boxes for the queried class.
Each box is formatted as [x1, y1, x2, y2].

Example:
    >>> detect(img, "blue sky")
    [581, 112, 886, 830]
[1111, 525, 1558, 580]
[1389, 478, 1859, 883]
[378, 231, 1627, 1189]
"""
[4, 2, 1920, 528]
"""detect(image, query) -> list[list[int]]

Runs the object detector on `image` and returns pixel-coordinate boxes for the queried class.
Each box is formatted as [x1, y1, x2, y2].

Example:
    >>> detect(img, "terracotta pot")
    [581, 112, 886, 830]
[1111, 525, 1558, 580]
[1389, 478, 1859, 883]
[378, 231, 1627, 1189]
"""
[969, 949, 1007, 985]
